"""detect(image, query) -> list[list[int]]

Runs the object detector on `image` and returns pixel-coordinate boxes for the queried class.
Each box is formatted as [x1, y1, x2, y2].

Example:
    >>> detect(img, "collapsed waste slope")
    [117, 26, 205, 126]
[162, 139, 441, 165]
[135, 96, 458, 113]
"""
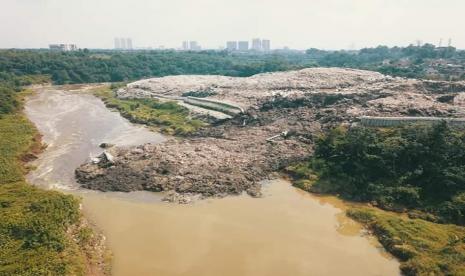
[76, 68, 465, 201]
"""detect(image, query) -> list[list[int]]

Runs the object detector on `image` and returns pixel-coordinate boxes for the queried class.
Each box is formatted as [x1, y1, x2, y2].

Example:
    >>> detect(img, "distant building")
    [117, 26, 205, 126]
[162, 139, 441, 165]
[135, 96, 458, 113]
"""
[189, 41, 201, 51]
[226, 41, 238, 51]
[252, 38, 262, 51]
[49, 44, 77, 51]
[120, 38, 127, 50]
[114, 38, 134, 50]
[182, 41, 189, 50]
[126, 38, 133, 50]
[238, 41, 249, 51]
[262, 39, 271, 51]
[114, 38, 121, 49]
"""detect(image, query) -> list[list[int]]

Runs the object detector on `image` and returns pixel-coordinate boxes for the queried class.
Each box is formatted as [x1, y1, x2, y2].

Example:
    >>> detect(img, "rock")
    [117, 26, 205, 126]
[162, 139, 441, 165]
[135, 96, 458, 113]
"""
[99, 142, 115, 149]
[162, 190, 192, 204]
[91, 157, 101, 164]
[102, 151, 115, 164]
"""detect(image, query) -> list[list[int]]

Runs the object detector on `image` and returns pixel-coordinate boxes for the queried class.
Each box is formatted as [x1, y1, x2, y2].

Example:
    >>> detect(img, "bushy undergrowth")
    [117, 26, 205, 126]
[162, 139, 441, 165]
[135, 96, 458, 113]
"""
[0, 86, 90, 275]
[93, 86, 205, 135]
[287, 123, 465, 275]
[289, 123, 465, 225]
[0, 74, 49, 115]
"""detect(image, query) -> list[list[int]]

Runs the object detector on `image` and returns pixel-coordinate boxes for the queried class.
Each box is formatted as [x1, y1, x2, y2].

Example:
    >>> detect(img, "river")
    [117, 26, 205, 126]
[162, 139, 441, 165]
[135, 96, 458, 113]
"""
[25, 86, 400, 276]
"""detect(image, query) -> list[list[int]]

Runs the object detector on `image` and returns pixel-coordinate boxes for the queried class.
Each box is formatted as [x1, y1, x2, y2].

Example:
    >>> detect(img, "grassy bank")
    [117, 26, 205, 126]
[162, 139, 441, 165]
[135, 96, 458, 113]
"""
[348, 207, 465, 275]
[0, 89, 106, 275]
[92, 85, 205, 135]
[286, 123, 465, 275]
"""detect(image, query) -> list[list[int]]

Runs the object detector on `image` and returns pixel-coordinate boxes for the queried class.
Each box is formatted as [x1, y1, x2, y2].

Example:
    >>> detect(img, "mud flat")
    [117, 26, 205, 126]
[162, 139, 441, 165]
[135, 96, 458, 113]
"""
[25, 85, 400, 276]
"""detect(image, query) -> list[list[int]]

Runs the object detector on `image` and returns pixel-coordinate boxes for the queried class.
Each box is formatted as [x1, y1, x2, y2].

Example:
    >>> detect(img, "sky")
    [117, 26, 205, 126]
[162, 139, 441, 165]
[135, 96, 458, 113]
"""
[1, 0, 464, 50]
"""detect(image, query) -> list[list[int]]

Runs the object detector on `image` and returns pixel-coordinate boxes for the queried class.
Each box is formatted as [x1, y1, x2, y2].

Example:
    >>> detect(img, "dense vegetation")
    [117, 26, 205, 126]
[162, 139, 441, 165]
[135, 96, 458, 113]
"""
[287, 123, 465, 275]
[348, 207, 465, 275]
[93, 85, 205, 135]
[0, 73, 49, 115]
[0, 49, 310, 84]
[306, 44, 465, 80]
[1, 44, 464, 89]
[289, 123, 465, 225]
[0, 85, 94, 275]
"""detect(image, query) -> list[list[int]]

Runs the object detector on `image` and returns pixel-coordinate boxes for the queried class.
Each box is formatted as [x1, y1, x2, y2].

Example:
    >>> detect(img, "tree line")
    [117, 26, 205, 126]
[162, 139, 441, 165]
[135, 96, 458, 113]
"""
[302, 123, 465, 225]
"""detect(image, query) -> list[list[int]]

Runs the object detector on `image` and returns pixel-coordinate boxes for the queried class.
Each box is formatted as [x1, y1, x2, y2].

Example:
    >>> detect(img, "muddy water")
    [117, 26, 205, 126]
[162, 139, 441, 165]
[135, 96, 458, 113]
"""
[25, 86, 400, 276]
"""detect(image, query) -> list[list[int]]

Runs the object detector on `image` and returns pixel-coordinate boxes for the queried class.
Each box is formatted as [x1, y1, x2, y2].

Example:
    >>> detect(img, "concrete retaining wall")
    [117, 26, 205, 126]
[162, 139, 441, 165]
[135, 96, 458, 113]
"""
[360, 116, 465, 127]
[184, 97, 244, 116]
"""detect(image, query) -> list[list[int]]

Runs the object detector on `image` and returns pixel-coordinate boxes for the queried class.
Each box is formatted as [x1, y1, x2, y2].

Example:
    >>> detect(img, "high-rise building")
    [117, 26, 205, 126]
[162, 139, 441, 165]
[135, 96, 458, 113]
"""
[189, 41, 201, 51]
[114, 38, 121, 49]
[120, 38, 127, 50]
[126, 38, 133, 50]
[226, 41, 238, 51]
[182, 41, 189, 50]
[238, 41, 249, 51]
[262, 39, 271, 51]
[49, 44, 78, 51]
[252, 38, 262, 51]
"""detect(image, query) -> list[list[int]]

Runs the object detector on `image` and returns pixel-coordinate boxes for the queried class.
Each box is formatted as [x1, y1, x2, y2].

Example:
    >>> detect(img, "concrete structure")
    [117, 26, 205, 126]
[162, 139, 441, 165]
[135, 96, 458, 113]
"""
[238, 41, 249, 51]
[49, 44, 77, 51]
[120, 38, 127, 50]
[113, 37, 134, 50]
[182, 41, 189, 50]
[114, 38, 121, 49]
[189, 41, 201, 51]
[126, 38, 133, 50]
[226, 41, 238, 51]
[359, 116, 465, 127]
[262, 39, 271, 51]
[252, 38, 262, 51]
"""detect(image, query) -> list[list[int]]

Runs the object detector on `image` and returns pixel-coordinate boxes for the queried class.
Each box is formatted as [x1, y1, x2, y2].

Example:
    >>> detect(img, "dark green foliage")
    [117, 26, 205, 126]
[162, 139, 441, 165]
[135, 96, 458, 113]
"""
[306, 44, 465, 80]
[0, 49, 311, 85]
[0, 73, 49, 115]
[301, 123, 465, 224]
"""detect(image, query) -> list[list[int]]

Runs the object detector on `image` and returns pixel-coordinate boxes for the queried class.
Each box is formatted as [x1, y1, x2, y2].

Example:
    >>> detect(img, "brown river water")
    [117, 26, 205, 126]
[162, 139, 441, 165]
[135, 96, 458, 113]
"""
[25, 86, 400, 276]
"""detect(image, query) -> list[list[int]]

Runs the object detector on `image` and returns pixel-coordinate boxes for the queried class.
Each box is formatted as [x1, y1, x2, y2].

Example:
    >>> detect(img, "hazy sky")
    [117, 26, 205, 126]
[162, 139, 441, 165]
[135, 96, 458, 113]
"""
[1, 0, 464, 50]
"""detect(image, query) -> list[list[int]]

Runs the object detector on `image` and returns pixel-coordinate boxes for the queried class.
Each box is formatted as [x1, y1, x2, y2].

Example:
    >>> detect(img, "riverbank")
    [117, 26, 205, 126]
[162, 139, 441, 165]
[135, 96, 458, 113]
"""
[75, 68, 465, 200]
[74, 68, 465, 275]
[92, 85, 205, 135]
[25, 85, 401, 275]
[285, 123, 465, 275]
[0, 88, 109, 275]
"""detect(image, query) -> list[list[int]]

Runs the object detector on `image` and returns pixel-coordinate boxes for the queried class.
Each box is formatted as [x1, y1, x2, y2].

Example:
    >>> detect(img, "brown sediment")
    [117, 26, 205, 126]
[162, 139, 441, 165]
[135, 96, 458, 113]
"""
[80, 179, 400, 276]
[26, 84, 402, 275]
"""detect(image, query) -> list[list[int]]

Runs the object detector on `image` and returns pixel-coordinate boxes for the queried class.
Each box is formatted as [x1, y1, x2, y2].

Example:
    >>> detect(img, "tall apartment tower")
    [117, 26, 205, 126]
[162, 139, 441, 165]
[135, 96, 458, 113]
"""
[120, 38, 127, 50]
[126, 38, 133, 50]
[252, 38, 262, 51]
[189, 41, 201, 51]
[226, 41, 238, 51]
[238, 41, 249, 51]
[182, 41, 189, 50]
[114, 38, 121, 49]
[262, 39, 271, 51]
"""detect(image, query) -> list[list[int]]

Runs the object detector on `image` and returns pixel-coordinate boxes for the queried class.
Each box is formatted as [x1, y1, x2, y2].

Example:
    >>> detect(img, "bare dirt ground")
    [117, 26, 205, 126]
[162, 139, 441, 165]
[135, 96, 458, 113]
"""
[76, 68, 465, 201]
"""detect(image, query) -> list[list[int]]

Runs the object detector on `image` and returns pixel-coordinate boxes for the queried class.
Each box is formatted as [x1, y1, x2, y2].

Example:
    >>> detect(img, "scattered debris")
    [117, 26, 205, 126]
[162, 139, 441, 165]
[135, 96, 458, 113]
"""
[76, 68, 465, 201]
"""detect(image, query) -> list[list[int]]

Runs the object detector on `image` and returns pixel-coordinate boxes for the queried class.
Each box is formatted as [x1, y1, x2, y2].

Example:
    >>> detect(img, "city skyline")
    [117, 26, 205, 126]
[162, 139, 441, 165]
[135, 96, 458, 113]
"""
[1, 0, 465, 50]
